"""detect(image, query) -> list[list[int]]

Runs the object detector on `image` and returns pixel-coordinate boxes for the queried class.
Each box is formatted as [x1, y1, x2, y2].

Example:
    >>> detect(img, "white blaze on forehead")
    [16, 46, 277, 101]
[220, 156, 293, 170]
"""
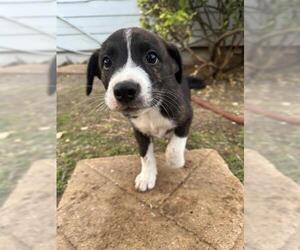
[105, 28, 152, 110]
[125, 29, 133, 65]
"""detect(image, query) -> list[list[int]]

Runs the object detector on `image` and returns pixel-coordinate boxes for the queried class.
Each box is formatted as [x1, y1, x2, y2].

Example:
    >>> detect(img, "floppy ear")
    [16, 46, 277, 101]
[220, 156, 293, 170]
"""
[86, 49, 101, 95]
[165, 42, 182, 83]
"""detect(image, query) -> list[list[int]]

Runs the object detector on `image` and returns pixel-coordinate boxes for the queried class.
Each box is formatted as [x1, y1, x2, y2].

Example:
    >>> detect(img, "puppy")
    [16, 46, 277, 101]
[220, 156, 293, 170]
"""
[86, 27, 205, 192]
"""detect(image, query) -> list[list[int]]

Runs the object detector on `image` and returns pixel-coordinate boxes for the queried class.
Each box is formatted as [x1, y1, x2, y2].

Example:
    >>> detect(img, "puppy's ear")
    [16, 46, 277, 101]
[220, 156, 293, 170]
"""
[86, 49, 101, 95]
[165, 42, 182, 83]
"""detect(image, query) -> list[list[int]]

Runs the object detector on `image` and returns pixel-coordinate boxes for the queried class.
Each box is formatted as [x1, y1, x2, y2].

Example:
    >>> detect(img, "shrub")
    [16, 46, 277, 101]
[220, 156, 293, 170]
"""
[138, 0, 244, 76]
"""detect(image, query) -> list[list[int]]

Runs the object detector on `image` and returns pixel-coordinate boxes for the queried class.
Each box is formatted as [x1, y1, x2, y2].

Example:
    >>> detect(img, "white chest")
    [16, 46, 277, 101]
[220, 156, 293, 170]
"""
[131, 109, 175, 138]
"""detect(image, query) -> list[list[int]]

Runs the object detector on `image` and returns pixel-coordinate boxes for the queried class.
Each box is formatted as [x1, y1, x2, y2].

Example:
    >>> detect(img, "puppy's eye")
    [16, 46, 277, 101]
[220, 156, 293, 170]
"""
[102, 57, 112, 69]
[146, 51, 158, 64]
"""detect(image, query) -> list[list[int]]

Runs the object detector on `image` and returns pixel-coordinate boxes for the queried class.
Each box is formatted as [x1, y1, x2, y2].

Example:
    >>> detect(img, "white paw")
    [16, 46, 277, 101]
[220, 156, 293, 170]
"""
[166, 149, 185, 168]
[135, 171, 157, 192]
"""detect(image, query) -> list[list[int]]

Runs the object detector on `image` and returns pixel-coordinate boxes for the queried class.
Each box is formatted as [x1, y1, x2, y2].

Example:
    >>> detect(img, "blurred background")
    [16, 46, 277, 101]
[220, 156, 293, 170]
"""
[0, 0, 56, 248]
[245, 1, 300, 248]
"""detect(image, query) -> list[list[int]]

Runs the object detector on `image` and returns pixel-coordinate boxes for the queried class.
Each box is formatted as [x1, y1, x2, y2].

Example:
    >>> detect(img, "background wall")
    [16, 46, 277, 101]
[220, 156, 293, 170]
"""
[0, 0, 243, 66]
[0, 0, 140, 66]
[57, 0, 141, 65]
[0, 0, 55, 66]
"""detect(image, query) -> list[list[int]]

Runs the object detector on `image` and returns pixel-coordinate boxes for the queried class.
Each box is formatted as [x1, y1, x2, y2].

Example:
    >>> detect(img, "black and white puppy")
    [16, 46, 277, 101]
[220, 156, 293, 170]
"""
[86, 27, 204, 192]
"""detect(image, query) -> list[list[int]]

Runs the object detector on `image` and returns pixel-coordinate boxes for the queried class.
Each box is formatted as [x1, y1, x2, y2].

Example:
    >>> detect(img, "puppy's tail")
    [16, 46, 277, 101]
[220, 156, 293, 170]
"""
[186, 76, 206, 90]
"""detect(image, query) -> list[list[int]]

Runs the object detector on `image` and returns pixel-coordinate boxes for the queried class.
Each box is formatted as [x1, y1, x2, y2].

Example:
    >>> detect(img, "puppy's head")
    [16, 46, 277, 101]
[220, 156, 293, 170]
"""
[87, 27, 182, 114]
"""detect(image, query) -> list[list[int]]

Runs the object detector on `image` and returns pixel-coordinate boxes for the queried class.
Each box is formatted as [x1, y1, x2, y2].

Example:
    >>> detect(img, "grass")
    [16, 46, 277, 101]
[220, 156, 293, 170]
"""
[0, 74, 56, 205]
[57, 69, 244, 199]
[245, 70, 300, 184]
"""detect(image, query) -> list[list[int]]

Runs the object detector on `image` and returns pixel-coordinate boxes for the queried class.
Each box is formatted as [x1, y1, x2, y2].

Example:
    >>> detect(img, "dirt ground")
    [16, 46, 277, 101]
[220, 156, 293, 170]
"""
[57, 66, 244, 200]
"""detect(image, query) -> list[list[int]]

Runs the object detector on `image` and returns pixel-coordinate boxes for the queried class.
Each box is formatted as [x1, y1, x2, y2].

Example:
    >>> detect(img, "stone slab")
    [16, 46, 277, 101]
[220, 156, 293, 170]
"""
[245, 149, 300, 250]
[58, 149, 243, 250]
[161, 151, 243, 250]
[0, 160, 56, 250]
[85, 149, 212, 208]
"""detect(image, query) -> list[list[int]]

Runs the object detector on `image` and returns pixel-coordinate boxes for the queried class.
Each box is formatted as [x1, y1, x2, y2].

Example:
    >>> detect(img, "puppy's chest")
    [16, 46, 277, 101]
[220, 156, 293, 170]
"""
[131, 109, 175, 138]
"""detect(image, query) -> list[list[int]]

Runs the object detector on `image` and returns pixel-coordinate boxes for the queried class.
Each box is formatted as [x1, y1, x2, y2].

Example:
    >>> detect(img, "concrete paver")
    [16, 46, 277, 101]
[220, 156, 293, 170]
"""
[0, 160, 56, 250]
[58, 149, 244, 250]
[161, 152, 243, 250]
[245, 149, 300, 250]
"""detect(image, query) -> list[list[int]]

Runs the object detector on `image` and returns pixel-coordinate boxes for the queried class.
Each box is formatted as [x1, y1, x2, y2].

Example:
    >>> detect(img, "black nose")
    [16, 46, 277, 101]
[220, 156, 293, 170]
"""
[113, 81, 140, 103]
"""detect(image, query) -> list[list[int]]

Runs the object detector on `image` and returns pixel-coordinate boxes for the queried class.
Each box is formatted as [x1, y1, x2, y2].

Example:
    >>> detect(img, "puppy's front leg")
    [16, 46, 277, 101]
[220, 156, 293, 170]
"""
[166, 121, 191, 168]
[165, 134, 187, 168]
[133, 129, 157, 192]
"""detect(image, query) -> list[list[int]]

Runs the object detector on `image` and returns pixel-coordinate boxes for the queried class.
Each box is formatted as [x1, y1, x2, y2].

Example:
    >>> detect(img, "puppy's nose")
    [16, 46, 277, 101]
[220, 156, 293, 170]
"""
[113, 81, 140, 103]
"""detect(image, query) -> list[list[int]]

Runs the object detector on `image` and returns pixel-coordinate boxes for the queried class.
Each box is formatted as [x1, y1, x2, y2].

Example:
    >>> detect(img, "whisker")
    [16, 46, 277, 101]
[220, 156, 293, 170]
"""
[152, 91, 183, 112]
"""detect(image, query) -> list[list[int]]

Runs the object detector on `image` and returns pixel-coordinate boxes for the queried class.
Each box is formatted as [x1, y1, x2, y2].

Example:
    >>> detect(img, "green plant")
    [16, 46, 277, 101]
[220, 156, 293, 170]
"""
[138, 0, 244, 76]
[139, 0, 194, 42]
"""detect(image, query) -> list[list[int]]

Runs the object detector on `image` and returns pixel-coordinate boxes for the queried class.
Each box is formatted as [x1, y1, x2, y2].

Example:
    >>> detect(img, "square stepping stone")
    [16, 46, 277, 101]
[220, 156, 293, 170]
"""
[58, 149, 243, 250]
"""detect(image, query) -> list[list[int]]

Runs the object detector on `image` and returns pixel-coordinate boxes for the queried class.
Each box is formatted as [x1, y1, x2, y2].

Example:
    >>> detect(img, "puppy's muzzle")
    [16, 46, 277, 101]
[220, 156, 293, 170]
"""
[113, 81, 140, 104]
